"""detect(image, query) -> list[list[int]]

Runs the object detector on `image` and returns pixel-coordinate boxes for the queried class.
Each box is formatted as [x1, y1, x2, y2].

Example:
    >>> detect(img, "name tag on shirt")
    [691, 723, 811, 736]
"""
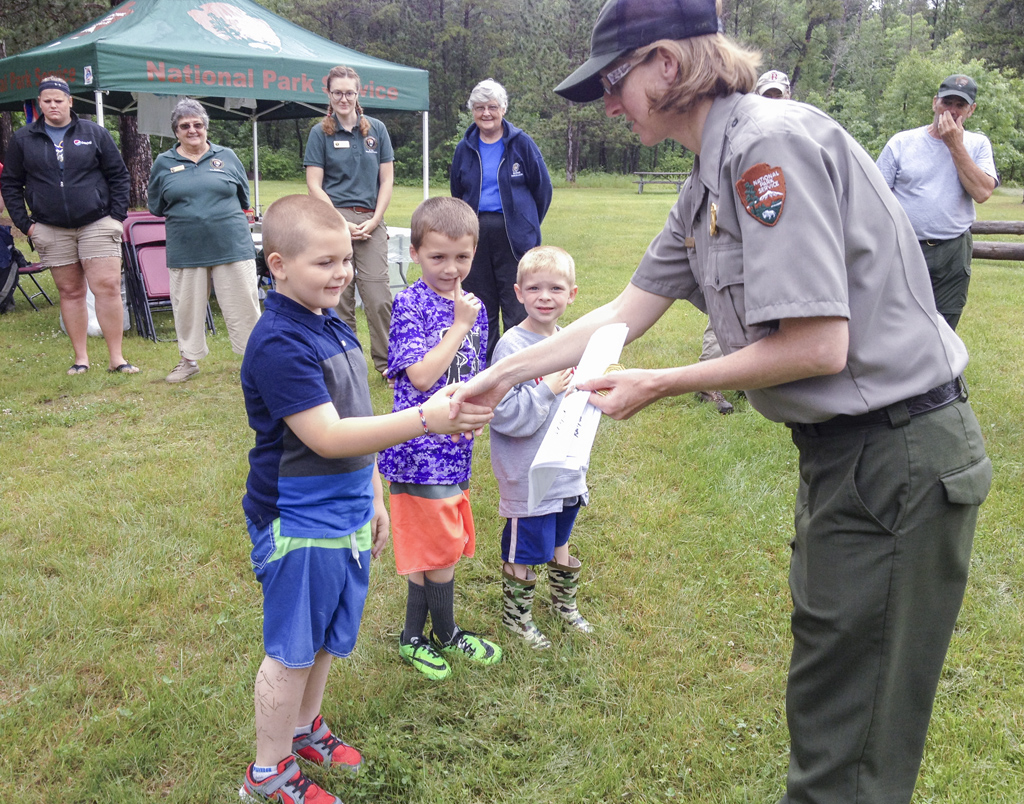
[170, 165, 186, 173]
[334, 140, 350, 149]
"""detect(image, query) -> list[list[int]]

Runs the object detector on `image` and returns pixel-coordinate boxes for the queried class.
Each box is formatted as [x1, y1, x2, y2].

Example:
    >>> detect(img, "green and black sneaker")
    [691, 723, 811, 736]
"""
[431, 626, 503, 665]
[399, 635, 452, 681]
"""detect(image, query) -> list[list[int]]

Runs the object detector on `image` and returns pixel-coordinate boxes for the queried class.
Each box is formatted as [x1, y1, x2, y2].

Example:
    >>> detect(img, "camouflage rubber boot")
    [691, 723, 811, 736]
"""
[547, 557, 594, 633]
[502, 568, 551, 650]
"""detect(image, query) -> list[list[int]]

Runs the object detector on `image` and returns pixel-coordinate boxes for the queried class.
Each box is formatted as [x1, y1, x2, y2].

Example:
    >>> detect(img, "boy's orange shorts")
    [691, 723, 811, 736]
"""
[388, 482, 475, 575]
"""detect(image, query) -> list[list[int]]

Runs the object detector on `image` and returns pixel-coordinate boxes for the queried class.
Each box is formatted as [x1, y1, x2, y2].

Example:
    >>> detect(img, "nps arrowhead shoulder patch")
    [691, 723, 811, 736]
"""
[735, 163, 786, 226]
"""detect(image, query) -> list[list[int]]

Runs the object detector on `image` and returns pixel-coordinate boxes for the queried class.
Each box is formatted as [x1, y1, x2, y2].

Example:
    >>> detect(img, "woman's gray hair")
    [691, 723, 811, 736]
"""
[171, 98, 210, 131]
[467, 79, 508, 112]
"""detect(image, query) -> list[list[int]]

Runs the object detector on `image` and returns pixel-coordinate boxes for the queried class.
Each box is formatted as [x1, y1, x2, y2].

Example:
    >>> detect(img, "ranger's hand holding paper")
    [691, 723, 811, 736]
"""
[449, 282, 678, 420]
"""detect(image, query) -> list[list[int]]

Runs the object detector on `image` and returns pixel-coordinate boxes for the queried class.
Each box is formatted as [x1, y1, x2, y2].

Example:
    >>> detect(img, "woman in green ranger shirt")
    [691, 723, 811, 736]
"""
[148, 98, 261, 384]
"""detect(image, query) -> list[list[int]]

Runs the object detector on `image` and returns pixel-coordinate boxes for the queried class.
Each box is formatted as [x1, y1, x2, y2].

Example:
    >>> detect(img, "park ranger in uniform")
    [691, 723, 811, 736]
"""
[452, 1, 992, 802]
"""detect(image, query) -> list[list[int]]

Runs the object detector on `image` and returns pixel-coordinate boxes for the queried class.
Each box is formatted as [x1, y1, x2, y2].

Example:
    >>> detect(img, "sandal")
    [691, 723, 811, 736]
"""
[108, 363, 140, 374]
[67, 364, 89, 375]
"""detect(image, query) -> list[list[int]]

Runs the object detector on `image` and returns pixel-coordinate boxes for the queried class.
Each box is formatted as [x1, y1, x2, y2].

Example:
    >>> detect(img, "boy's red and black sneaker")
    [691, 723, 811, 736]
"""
[239, 756, 339, 804]
[293, 714, 363, 771]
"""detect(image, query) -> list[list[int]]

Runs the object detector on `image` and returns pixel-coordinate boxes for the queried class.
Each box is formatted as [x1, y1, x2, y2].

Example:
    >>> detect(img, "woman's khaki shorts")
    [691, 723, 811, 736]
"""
[32, 216, 123, 266]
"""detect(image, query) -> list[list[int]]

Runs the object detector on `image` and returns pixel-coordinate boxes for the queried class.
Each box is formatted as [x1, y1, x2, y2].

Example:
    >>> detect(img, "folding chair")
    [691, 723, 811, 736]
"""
[17, 263, 55, 310]
[122, 216, 164, 340]
[123, 216, 215, 343]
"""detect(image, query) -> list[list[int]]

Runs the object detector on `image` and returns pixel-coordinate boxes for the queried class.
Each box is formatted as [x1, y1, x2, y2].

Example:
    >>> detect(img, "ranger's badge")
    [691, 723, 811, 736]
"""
[735, 163, 786, 226]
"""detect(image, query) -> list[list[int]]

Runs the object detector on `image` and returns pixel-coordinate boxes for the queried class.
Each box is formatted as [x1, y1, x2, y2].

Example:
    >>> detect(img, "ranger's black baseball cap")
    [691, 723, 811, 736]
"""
[554, 0, 720, 103]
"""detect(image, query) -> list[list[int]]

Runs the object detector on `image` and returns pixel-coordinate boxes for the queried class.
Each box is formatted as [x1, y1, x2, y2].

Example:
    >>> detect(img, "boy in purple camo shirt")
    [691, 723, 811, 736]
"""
[379, 197, 503, 680]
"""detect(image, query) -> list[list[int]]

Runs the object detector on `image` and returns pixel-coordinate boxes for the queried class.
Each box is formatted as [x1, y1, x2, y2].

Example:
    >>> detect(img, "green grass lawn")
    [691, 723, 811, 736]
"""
[1, 183, 1022, 802]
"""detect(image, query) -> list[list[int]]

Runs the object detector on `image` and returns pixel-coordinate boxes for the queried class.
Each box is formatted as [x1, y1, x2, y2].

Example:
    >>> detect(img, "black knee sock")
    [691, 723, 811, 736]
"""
[424, 576, 456, 645]
[401, 579, 429, 644]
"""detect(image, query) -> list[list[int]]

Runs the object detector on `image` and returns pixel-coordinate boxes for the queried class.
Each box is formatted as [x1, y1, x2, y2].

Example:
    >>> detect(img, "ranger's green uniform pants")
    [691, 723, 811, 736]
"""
[784, 399, 990, 804]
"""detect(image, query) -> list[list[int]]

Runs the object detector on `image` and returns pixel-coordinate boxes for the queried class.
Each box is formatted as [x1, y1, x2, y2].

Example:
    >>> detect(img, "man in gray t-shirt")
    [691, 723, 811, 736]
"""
[877, 74, 999, 330]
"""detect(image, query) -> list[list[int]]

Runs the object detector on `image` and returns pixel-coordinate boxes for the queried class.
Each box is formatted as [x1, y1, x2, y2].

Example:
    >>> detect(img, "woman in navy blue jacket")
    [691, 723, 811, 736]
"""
[450, 79, 553, 362]
[1, 76, 136, 375]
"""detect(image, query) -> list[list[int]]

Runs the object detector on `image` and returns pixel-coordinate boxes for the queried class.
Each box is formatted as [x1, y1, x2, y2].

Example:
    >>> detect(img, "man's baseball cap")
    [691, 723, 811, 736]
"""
[937, 74, 977, 104]
[755, 70, 790, 96]
[554, 0, 720, 103]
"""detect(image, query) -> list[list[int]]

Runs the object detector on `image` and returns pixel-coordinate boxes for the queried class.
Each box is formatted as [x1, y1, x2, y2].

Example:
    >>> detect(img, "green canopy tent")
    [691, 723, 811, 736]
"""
[0, 0, 431, 210]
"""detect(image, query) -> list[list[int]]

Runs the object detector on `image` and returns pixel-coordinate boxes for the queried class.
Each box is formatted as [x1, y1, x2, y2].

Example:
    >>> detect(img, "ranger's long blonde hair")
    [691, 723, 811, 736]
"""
[633, 32, 760, 115]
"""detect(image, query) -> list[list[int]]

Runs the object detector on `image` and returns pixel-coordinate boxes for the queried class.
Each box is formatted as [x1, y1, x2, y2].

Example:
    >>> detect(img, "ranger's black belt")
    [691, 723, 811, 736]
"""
[787, 377, 967, 436]
[920, 230, 970, 248]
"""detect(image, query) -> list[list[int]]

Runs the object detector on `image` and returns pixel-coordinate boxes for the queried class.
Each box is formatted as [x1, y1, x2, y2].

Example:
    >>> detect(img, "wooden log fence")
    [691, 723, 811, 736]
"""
[970, 221, 1024, 261]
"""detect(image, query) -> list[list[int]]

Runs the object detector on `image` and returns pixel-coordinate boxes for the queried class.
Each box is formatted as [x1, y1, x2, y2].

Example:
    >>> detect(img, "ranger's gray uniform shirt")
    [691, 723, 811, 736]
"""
[630, 94, 967, 423]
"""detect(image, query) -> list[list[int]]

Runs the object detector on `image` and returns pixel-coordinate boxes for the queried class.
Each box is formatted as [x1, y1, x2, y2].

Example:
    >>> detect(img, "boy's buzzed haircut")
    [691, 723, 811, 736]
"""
[516, 245, 576, 286]
[410, 196, 479, 249]
[263, 195, 347, 258]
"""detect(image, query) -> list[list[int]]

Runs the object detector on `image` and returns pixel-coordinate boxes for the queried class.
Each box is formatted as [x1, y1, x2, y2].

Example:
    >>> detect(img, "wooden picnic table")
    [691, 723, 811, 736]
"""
[632, 171, 690, 194]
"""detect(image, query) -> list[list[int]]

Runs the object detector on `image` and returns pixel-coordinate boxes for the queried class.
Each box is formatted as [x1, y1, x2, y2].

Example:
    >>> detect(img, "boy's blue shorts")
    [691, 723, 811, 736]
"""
[248, 517, 372, 669]
[501, 502, 581, 566]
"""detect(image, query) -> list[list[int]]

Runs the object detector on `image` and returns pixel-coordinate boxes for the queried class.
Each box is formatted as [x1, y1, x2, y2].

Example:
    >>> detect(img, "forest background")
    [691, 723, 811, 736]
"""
[1, 0, 1024, 199]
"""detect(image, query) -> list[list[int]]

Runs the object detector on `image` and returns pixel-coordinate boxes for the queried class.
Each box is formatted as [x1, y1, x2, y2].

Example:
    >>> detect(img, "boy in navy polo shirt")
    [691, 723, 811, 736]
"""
[239, 195, 491, 804]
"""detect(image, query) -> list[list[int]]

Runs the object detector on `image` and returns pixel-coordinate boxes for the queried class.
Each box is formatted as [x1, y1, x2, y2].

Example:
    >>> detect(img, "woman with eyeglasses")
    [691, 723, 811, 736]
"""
[305, 65, 395, 380]
[148, 97, 261, 383]
[453, 2, 988, 803]
[450, 79, 553, 362]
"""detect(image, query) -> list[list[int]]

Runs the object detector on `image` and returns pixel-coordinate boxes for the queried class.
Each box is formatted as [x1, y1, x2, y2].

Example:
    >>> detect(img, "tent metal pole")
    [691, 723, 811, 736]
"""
[94, 90, 104, 127]
[252, 117, 261, 216]
[422, 111, 429, 200]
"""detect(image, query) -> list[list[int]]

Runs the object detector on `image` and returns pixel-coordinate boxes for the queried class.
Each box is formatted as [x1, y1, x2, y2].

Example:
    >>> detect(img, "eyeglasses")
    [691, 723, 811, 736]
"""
[330, 90, 358, 100]
[472, 104, 501, 115]
[178, 121, 205, 131]
[601, 58, 638, 95]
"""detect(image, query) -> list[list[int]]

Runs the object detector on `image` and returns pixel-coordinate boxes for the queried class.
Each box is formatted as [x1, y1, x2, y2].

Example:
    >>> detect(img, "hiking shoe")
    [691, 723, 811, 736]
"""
[432, 626, 503, 665]
[293, 714, 362, 771]
[166, 358, 200, 383]
[696, 389, 733, 415]
[239, 756, 338, 804]
[399, 635, 451, 681]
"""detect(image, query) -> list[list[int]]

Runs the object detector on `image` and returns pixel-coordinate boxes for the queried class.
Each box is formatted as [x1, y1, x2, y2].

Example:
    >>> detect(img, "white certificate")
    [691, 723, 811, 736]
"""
[526, 323, 628, 513]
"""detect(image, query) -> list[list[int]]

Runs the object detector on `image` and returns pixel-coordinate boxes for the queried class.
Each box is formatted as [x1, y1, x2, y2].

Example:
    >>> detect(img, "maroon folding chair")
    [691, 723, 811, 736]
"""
[123, 216, 215, 342]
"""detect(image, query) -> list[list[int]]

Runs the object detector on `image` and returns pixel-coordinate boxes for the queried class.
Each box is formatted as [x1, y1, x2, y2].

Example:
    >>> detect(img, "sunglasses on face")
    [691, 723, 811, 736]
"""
[601, 59, 637, 95]
[178, 122, 206, 131]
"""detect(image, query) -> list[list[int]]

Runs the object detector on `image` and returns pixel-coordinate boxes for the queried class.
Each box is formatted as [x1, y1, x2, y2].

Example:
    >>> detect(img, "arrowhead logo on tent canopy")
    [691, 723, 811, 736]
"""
[189, 3, 282, 52]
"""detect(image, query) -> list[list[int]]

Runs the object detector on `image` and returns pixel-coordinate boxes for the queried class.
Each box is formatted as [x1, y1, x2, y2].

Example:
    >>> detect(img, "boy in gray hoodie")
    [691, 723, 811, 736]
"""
[489, 246, 593, 649]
